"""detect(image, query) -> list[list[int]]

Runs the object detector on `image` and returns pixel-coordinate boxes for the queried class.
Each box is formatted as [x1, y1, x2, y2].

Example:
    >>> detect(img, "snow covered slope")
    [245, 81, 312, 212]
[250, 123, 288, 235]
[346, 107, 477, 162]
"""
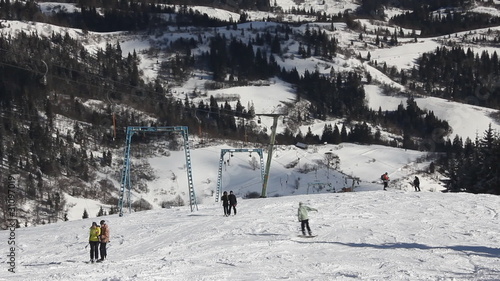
[2, 191, 499, 280]
[70, 142, 438, 221]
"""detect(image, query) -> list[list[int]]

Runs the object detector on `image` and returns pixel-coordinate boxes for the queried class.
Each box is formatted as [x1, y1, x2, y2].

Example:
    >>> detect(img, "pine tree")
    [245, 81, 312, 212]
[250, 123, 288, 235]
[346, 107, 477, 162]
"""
[474, 124, 498, 193]
[82, 209, 89, 219]
[97, 206, 105, 217]
[332, 125, 341, 144]
[340, 125, 348, 142]
[321, 124, 333, 144]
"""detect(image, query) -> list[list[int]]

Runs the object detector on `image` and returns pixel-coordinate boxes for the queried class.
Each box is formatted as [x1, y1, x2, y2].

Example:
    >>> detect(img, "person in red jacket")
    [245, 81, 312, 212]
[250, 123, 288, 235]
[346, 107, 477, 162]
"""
[98, 220, 110, 262]
[381, 172, 390, 190]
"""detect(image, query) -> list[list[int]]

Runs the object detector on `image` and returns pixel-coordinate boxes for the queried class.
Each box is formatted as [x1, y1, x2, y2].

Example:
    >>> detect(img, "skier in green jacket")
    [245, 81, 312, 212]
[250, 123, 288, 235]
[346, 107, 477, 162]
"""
[88, 222, 101, 263]
[297, 202, 318, 236]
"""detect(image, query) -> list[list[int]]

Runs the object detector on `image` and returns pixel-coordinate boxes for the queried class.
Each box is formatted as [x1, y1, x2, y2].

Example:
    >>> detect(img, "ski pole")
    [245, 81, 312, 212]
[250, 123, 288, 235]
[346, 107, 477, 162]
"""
[85, 243, 89, 249]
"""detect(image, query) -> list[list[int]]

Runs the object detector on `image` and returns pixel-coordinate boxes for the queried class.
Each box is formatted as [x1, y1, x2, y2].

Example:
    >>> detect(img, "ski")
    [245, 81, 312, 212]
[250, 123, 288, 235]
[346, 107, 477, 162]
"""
[297, 235, 317, 238]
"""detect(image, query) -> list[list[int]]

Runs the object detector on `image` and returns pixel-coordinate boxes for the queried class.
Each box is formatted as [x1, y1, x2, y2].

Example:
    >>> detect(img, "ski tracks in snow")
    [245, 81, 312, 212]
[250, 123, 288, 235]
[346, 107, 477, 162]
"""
[2, 192, 499, 280]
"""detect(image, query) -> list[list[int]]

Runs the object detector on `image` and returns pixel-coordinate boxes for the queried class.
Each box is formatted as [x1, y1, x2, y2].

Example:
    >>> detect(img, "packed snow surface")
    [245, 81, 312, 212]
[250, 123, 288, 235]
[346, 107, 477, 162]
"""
[2, 191, 500, 280]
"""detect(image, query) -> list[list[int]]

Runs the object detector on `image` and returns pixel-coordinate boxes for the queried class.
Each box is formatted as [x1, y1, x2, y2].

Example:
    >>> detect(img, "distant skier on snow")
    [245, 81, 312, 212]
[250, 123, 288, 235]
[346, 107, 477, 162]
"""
[381, 172, 390, 190]
[228, 191, 237, 215]
[413, 176, 421, 192]
[297, 202, 318, 236]
[221, 191, 229, 217]
[98, 220, 110, 262]
[89, 222, 101, 263]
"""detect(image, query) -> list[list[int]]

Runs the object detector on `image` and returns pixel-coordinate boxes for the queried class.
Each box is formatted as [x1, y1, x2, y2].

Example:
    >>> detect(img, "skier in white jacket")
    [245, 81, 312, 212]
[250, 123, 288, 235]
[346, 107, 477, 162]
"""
[297, 202, 318, 236]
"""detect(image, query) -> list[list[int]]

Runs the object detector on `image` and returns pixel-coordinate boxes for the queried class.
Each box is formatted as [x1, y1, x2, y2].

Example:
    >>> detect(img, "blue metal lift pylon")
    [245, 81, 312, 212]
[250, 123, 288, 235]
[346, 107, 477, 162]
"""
[118, 126, 198, 216]
[215, 148, 265, 202]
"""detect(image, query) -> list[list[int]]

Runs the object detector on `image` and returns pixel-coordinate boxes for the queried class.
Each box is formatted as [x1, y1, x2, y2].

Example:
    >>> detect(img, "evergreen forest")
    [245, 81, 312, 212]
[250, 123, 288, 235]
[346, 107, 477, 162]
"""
[0, 0, 499, 226]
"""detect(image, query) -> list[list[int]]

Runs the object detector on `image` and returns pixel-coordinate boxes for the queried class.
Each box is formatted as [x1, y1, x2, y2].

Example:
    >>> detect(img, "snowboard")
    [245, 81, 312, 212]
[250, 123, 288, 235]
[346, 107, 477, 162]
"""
[297, 235, 317, 238]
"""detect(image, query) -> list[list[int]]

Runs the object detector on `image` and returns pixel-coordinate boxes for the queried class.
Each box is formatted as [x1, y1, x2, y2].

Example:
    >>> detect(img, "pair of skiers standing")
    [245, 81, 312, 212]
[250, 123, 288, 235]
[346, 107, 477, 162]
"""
[89, 220, 110, 263]
[221, 191, 237, 216]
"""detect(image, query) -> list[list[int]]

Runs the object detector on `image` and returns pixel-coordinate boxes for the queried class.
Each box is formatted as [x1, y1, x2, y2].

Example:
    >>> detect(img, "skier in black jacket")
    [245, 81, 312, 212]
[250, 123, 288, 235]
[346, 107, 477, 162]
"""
[413, 176, 421, 192]
[228, 191, 237, 215]
[221, 191, 229, 217]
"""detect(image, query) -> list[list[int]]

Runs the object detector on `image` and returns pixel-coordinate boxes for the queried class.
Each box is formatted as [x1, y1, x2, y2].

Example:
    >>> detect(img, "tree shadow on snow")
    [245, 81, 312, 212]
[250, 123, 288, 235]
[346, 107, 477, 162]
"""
[300, 241, 500, 258]
[22, 261, 63, 266]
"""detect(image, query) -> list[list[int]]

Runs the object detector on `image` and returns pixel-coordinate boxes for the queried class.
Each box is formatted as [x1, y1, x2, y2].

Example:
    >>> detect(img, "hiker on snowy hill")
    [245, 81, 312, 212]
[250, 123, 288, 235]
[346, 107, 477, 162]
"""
[98, 220, 110, 262]
[381, 172, 389, 191]
[221, 191, 229, 217]
[413, 176, 421, 192]
[89, 222, 101, 263]
[228, 191, 237, 215]
[297, 202, 318, 236]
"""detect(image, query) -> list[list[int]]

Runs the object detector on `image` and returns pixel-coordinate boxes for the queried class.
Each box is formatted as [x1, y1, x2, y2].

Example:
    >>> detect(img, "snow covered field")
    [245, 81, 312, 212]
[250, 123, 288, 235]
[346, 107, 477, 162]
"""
[2, 140, 497, 280]
[1, 1, 500, 279]
[64, 141, 441, 221]
[2, 191, 499, 280]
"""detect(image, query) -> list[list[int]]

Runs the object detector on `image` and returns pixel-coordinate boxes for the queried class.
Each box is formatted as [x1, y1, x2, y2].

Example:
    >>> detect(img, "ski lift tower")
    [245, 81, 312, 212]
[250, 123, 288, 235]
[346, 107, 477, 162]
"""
[215, 148, 265, 202]
[118, 126, 198, 216]
[258, 113, 284, 198]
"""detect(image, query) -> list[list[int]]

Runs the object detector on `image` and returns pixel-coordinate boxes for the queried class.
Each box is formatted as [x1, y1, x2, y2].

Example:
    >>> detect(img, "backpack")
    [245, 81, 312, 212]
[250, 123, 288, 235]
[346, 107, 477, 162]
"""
[381, 174, 385, 181]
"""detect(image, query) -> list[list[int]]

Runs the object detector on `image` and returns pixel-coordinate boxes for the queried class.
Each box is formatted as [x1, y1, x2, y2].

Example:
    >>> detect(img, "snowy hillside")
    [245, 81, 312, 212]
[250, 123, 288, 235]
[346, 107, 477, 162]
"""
[5, 0, 496, 142]
[1, 1, 500, 279]
[66, 141, 442, 220]
[2, 191, 499, 280]
[2, 0, 499, 220]
[3, 0, 499, 142]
